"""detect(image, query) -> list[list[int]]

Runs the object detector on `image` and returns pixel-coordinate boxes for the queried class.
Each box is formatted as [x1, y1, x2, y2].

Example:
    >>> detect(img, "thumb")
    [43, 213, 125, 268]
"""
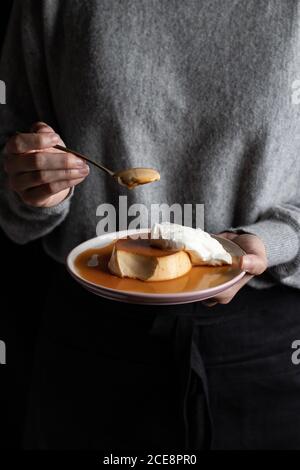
[241, 254, 267, 275]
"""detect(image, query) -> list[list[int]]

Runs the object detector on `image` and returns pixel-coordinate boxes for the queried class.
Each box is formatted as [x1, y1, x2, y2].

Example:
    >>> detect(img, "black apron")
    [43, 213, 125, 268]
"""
[23, 263, 300, 450]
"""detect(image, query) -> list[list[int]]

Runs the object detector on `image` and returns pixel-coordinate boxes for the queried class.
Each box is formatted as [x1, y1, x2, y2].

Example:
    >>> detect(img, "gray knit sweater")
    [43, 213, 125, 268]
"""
[1, 0, 300, 289]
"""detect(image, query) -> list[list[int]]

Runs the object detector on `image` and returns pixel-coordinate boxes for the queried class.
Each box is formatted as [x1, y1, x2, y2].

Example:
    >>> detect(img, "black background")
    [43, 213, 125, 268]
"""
[0, 0, 55, 449]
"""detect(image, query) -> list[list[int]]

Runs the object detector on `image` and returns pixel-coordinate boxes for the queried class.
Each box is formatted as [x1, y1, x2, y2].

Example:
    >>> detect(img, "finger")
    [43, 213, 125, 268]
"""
[212, 274, 253, 304]
[30, 122, 56, 133]
[5, 132, 61, 154]
[9, 167, 89, 191]
[19, 178, 85, 206]
[241, 254, 267, 275]
[4, 152, 87, 174]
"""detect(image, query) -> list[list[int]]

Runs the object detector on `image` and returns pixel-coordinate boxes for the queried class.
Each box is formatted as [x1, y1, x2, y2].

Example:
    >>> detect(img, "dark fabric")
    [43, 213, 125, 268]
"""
[23, 264, 300, 450]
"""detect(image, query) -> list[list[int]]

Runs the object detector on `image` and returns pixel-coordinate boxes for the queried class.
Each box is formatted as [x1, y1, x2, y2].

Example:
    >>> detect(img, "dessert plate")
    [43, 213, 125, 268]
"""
[67, 229, 246, 305]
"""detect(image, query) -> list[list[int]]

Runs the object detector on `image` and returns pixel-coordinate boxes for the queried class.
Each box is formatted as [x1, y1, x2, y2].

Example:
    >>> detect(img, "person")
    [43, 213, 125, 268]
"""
[1, 0, 300, 450]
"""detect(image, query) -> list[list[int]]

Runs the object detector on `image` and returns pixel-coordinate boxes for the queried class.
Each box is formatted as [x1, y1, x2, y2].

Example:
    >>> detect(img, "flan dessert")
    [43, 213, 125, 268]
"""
[108, 236, 192, 281]
[108, 223, 232, 282]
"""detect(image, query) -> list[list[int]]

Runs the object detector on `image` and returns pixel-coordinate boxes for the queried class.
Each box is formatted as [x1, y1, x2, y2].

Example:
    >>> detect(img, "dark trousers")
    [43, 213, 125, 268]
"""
[24, 264, 300, 450]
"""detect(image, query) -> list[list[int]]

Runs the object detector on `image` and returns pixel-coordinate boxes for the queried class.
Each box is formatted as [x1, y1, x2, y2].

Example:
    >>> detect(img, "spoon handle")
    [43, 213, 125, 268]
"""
[54, 144, 115, 176]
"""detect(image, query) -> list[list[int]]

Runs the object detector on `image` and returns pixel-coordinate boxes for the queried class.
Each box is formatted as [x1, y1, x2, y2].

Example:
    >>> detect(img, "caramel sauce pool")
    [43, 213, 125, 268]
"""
[74, 237, 241, 295]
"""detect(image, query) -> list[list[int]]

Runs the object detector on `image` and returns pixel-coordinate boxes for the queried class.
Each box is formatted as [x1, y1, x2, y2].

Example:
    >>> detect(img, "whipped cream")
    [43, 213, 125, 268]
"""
[150, 222, 232, 266]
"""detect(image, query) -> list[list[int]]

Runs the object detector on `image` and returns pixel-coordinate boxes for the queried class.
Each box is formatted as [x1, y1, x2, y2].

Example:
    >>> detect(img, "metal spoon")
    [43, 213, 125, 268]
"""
[54, 144, 160, 190]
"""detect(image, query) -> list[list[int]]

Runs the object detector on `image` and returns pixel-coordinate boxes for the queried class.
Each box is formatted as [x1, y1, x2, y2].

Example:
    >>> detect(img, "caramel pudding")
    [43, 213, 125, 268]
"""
[108, 223, 232, 282]
[74, 236, 241, 295]
[108, 237, 192, 281]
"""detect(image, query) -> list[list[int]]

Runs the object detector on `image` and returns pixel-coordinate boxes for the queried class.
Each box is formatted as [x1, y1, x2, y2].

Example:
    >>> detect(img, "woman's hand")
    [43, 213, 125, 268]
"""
[3, 122, 89, 208]
[203, 232, 268, 307]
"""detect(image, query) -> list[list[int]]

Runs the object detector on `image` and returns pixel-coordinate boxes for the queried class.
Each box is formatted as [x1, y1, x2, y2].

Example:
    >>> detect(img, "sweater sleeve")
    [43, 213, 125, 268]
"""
[229, 204, 300, 288]
[0, 0, 72, 245]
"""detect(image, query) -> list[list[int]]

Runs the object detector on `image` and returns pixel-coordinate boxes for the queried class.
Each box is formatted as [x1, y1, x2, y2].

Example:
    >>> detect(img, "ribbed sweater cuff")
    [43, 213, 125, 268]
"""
[230, 219, 300, 279]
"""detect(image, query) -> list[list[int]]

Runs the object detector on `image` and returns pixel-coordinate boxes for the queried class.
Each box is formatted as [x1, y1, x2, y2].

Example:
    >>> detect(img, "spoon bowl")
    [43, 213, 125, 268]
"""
[114, 167, 160, 189]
